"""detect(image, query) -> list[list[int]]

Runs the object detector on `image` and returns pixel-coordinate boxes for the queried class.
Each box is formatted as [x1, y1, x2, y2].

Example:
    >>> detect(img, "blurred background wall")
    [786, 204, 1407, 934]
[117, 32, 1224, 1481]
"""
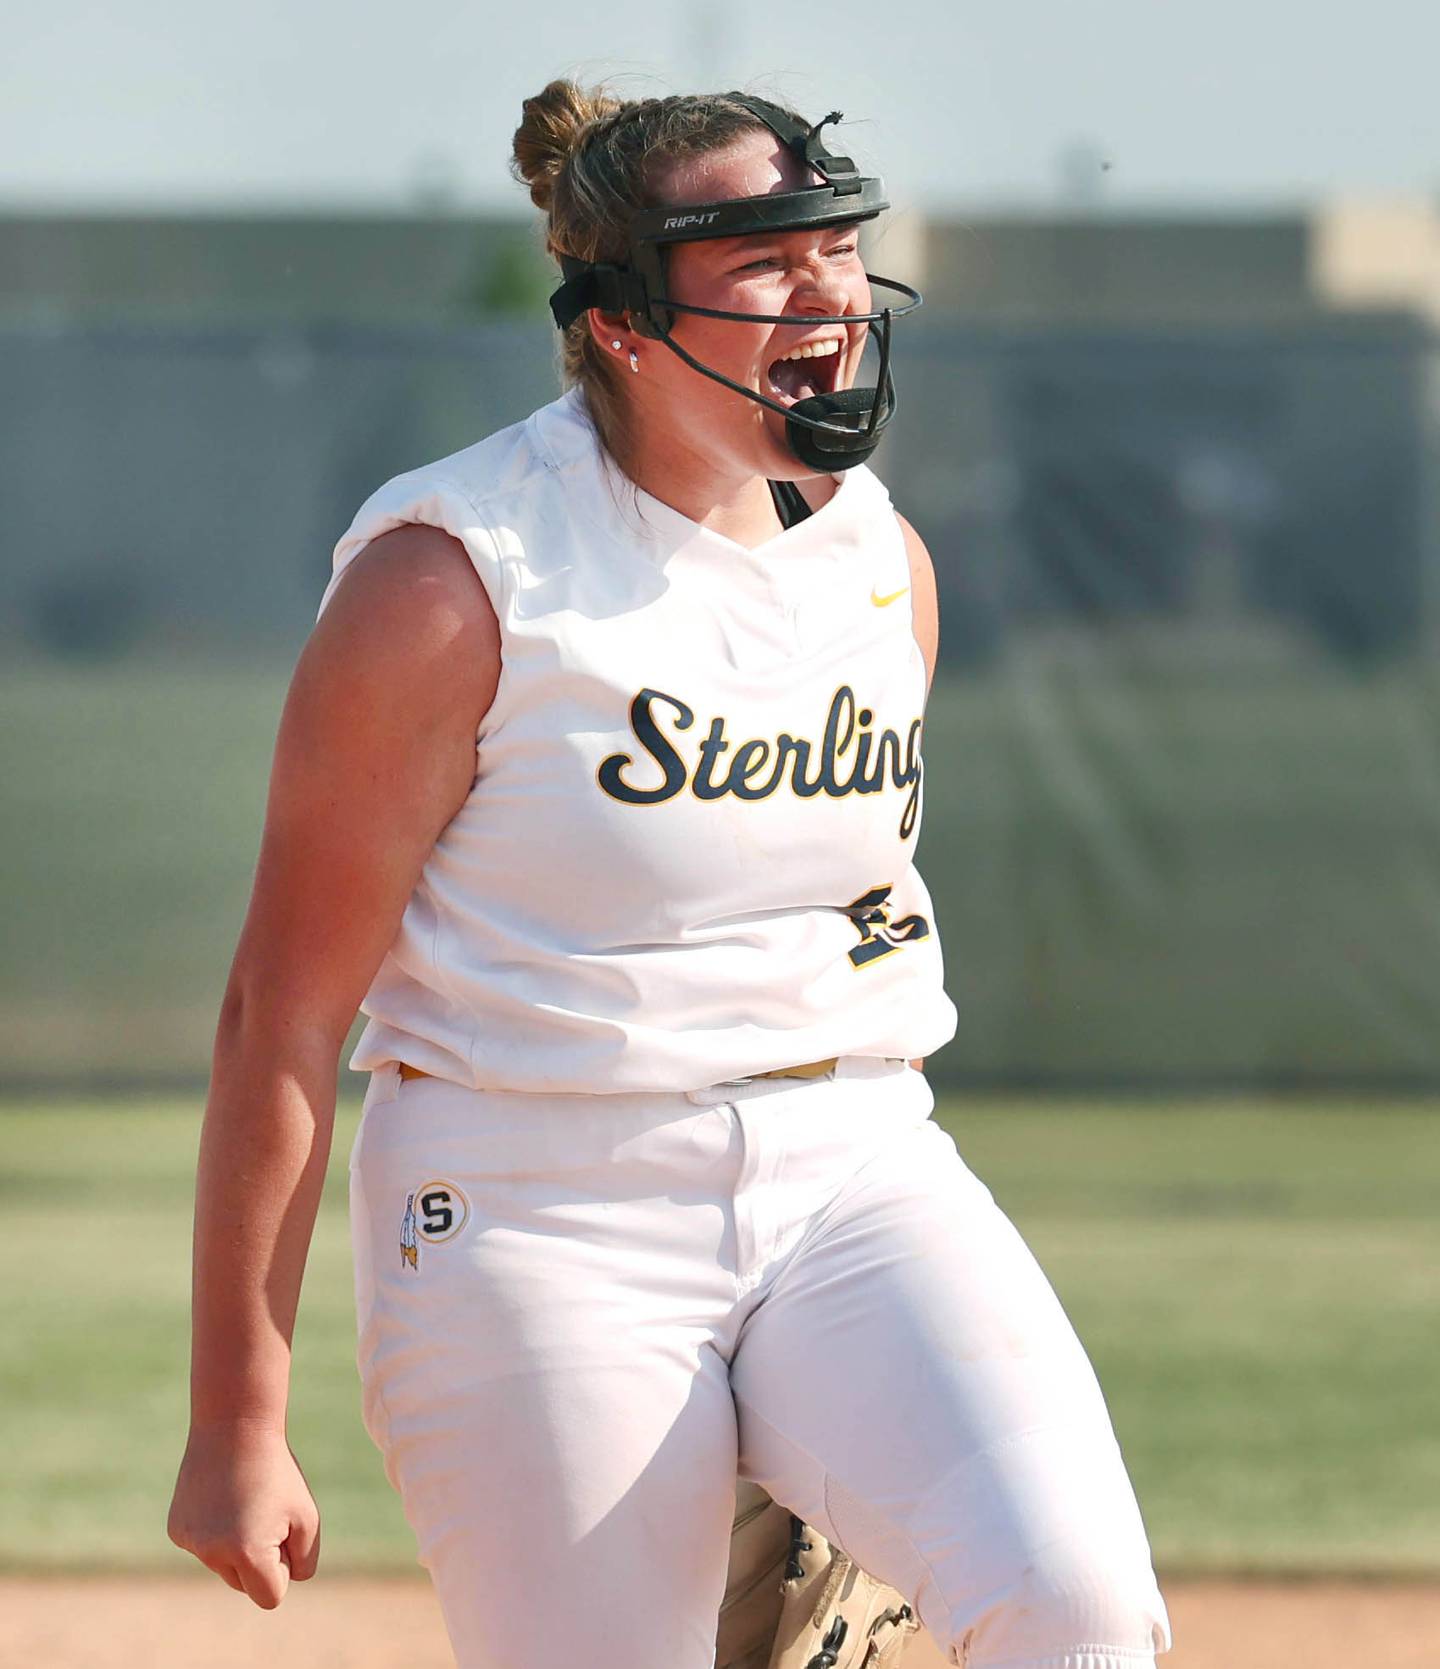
[4, 2, 1440, 1095]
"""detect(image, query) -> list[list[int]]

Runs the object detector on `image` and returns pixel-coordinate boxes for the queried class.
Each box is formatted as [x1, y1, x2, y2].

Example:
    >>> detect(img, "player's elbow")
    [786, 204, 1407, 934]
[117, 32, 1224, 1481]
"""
[213, 966, 352, 1069]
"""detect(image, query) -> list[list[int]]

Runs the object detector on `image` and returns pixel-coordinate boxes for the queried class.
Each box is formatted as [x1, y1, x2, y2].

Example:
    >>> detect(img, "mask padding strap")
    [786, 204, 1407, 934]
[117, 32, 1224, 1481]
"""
[549, 257, 651, 331]
[729, 94, 864, 197]
[867, 307, 895, 437]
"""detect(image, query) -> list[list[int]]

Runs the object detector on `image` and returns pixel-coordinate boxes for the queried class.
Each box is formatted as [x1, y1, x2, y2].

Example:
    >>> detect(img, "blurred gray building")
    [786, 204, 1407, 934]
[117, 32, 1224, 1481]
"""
[2, 201, 1438, 667]
[877, 202, 1440, 671]
[0, 211, 551, 323]
[904, 200, 1440, 326]
[8, 199, 1438, 325]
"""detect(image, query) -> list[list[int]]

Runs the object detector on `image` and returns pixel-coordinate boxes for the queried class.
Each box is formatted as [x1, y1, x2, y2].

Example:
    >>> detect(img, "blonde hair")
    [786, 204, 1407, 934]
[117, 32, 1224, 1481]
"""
[510, 79, 800, 472]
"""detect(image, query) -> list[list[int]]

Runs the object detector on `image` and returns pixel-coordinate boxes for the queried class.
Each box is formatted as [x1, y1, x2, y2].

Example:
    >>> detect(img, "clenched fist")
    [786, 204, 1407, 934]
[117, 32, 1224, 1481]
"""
[167, 1421, 320, 1609]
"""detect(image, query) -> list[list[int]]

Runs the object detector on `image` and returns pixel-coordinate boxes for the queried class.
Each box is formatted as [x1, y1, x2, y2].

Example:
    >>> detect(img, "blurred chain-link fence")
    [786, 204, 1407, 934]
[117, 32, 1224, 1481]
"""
[5, 316, 1439, 1089]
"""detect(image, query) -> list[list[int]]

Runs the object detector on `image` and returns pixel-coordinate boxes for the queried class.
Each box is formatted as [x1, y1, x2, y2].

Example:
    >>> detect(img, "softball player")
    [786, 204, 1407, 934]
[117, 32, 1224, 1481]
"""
[168, 82, 1171, 1669]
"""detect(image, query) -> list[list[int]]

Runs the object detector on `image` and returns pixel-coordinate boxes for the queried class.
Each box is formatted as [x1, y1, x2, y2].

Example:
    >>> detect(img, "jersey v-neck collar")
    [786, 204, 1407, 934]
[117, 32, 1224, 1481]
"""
[625, 466, 849, 557]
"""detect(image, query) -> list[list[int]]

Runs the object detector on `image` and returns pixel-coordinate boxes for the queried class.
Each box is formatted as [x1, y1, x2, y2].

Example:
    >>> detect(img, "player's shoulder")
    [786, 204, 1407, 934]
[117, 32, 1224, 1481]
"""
[891, 507, 939, 685]
[321, 390, 600, 621]
[314, 523, 499, 684]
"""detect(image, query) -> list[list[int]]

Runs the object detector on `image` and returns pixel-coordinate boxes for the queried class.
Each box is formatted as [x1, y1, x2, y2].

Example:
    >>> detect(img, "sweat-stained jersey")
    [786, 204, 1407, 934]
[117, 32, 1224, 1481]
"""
[316, 387, 958, 1093]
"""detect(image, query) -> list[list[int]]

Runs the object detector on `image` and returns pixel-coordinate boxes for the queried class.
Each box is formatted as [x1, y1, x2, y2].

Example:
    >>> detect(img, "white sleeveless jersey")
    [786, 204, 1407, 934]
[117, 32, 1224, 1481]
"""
[317, 388, 958, 1093]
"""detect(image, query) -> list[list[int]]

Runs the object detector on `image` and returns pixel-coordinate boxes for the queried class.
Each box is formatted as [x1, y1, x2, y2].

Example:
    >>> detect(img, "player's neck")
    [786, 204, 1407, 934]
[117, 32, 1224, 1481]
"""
[620, 423, 833, 549]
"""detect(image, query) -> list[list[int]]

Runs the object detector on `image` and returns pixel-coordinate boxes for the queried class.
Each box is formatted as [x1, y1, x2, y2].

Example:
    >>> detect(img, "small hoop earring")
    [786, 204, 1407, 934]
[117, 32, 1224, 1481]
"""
[611, 339, 623, 351]
[629, 349, 640, 374]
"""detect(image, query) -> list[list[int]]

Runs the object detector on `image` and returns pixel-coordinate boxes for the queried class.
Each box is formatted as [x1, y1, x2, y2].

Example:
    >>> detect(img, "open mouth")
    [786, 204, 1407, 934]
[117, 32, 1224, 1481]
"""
[765, 337, 845, 407]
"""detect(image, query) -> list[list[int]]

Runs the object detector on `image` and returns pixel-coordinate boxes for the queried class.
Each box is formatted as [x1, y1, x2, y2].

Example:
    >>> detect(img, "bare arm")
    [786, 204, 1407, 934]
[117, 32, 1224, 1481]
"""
[897, 512, 940, 1072]
[168, 523, 499, 1606]
[896, 511, 939, 697]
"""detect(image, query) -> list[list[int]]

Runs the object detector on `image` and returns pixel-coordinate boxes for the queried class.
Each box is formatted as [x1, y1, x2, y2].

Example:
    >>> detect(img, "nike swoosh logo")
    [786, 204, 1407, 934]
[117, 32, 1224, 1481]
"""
[871, 586, 909, 608]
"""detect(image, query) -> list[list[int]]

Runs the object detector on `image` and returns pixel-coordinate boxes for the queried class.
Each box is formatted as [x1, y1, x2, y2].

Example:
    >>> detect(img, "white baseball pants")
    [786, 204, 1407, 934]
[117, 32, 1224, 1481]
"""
[349, 1057, 1171, 1668]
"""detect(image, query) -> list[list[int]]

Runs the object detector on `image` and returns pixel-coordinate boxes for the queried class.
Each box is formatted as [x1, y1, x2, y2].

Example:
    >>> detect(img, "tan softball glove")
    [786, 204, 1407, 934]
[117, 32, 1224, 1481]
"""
[717, 1483, 922, 1669]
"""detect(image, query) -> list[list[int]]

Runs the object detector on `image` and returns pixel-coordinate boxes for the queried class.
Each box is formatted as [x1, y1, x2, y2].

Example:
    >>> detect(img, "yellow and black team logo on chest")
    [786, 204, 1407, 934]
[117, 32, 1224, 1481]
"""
[400, 1179, 471, 1271]
[843, 883, 930, 967]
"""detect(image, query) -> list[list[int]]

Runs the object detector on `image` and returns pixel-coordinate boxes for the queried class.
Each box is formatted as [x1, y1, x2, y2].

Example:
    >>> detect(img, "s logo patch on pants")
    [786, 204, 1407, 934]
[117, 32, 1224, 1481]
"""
[400, 1180, 471, 1270]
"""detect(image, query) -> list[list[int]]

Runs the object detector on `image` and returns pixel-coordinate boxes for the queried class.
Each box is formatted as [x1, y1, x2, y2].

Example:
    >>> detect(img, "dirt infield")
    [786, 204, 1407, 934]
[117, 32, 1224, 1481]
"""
[4, 1575, 1439, 1668]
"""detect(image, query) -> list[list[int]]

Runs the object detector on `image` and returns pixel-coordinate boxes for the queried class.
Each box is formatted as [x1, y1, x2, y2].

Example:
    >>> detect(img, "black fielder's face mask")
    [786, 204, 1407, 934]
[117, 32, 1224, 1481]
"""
[547, 95, 923, 472]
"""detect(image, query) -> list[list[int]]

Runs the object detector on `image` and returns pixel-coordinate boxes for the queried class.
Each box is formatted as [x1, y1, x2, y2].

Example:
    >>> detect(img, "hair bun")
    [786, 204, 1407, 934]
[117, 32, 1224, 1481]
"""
[511, 79, 625, 214]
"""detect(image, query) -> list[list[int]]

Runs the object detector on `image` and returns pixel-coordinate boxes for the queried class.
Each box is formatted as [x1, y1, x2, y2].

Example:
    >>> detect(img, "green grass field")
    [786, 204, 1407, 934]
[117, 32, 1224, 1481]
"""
[2, 1095, 1436, 1577]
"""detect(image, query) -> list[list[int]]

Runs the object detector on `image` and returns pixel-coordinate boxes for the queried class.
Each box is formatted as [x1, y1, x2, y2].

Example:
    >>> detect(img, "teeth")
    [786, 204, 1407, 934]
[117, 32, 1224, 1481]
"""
[777, 339, 842, 362]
